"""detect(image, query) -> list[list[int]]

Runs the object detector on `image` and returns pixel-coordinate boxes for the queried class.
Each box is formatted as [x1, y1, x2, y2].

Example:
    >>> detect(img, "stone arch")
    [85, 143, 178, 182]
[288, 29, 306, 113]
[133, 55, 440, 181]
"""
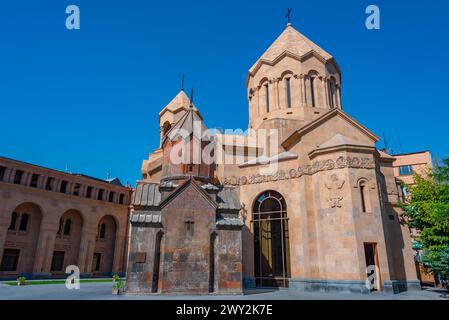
[92, 215, 117, 275]
[354, 178, 372, 213]
[252, 190, 291, 287]
[0, 202, 42, 276]
[51, 209, 83, 275]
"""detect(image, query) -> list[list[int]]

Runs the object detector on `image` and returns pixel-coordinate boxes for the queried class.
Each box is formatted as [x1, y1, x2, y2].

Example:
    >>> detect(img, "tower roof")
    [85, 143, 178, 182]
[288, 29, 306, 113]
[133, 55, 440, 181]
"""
[162, 105, 207, 145]
[248, 25, 333, 76]
[159, 90, 198, 119]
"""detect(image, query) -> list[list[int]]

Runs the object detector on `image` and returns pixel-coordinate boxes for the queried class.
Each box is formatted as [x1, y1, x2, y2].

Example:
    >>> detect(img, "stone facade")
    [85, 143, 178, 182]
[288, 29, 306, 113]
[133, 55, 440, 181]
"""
[135, 23, 421, 294]
[0, 157, 131, 279]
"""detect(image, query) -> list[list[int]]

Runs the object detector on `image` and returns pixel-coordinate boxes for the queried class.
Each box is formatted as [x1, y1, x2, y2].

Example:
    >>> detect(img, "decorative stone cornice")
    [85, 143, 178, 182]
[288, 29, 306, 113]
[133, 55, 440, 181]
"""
[223, 156, 376, 186]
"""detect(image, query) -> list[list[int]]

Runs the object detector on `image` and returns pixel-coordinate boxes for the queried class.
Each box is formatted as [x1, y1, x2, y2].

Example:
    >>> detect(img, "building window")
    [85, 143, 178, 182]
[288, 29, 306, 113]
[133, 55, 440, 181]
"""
[73, 183, 81, 196]
[119, 194, 125, 204]
[108, 191, 115, 203]
[63, 219, 72, 235]
[93, 253, 101, 272]
[265, 83, 270, 112]
[285, 78, 292, 108]
[328, 80, 335, 109]
[30, 174, 39, 188]
[359, 181, 372, 213]
[98, 223, 106, 239]
[0, 249, 20, 271]
[86, 186, 93, 198]
[0, 166, 6, 181]
[51, 251, 65, 271]
[310, 76, 316, 107]
[45, 177, 54, 191]
[18, 213, 29, 231]
[8, 212, 18, 230]
[399, 165, 413, 176]
[13, 170, 24, 184]
[98, 189, 104, 200]
[185, 221, 194, 237]
[60, 180, 68, 193]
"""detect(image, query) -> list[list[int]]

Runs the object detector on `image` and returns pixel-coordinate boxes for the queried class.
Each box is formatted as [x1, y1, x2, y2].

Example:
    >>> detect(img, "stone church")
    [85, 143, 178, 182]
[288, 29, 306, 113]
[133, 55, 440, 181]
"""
[125, 22, 420, 294]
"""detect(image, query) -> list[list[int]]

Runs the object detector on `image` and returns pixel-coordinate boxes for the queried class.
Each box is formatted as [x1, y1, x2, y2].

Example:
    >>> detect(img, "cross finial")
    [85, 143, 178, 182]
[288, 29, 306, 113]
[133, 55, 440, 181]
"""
[181, 73, 185, 91]
[189, 87, 194, 107]
[285, 8, 292, 25]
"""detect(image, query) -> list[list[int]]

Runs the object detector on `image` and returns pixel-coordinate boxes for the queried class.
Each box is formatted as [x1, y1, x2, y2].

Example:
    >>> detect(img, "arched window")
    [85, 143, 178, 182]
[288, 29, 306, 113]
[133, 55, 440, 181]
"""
[328, 79, 336, 109]
[359, 180, 372, 213]
[18, 213, 29, 231]
[253, 190, 291, 287]
[8, 212, 18, 230]
[162, 121, 172, 136]
[63, 219, 72, 235]
[309, 76, 316, 108]
[285, 77, 292, 108]
[265, 83, 270, 112]
[99, 223, 106, 239]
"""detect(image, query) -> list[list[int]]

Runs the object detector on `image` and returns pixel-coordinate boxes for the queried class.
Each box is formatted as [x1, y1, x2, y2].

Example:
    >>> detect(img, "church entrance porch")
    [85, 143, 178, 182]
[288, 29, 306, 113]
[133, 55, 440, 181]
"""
[253, 191, 291, 288]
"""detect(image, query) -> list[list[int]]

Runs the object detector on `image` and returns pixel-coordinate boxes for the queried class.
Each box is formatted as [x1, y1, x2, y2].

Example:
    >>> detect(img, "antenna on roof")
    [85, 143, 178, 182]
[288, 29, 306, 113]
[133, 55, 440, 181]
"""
[285, 8, 292, 26]
[189, 87, 194, 107]
[381, 132, 390, 154]
[394, 124, 403, 153]
[107, 172, 110, 180]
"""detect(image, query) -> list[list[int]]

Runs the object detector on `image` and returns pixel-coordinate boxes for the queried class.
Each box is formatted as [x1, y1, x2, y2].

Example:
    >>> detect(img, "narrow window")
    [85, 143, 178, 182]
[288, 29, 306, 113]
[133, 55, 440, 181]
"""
[19, 213, 29, 231]
[328, 81, 335, 109]
[97, 189, 104, 200]
[60, 180, 68, 193]
[63, 219, 72, 235]
[30, 174, 39, 188]
[73, 183, 81, 196]
[0, 249, 20, 271]
[86, 186, 93, 198]
[119, 194, 125, 204]
[51, 251, 65, 271]
[310, 77, 316, 107]
[209, 232, 217, 293]
[45, 177, 54, 191]
[265, 83, 270, 112]
[13, 170, 23, 184]
[99, 224, 106, 239]
[0, 166, 6, 181]
[286, 78, 292, 108]
[152, 232, 163, 293]
[108, 191, 115, 203]
[8, 212, 18, 230]
[360, 182, 367, 213]
[185, 221, 194, 237]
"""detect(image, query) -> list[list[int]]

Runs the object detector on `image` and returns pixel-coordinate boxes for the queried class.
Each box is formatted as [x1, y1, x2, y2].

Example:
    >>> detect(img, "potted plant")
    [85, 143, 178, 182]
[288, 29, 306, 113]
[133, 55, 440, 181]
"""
[112, 277, 124, 295]
[17, 276, 26, 286]
[112, 274, 120, 283]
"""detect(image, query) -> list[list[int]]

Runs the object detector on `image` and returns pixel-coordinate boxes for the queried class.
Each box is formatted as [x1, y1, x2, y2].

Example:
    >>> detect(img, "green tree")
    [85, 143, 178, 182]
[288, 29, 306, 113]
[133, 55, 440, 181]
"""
[402, 157, 449, 291]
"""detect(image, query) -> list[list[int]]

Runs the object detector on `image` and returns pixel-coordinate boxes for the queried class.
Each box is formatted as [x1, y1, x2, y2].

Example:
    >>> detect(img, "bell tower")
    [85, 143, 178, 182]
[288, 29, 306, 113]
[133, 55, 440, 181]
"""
[246, 23, 342, 132]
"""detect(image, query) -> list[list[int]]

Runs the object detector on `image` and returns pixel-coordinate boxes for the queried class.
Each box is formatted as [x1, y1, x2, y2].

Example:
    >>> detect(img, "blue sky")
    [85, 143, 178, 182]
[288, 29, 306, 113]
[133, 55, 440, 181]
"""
[0, 0, 448, 185]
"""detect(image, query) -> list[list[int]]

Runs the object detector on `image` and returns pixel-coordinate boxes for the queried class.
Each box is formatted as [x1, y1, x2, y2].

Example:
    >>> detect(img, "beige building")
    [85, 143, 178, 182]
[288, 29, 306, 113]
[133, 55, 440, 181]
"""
[133, 23, 421, 294]
[0, 157, 131, 279]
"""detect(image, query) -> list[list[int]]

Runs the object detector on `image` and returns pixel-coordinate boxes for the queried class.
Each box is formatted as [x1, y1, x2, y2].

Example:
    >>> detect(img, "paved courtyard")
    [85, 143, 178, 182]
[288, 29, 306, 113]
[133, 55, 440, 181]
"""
[0, 282, 446, 300]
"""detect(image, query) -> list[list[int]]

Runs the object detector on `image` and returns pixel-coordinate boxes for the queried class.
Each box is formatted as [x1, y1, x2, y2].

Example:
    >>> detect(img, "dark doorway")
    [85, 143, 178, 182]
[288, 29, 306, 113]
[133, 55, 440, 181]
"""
[364, 243, 381, 291]
[152, 231, 163, 293]
[253, 190, 291, 287]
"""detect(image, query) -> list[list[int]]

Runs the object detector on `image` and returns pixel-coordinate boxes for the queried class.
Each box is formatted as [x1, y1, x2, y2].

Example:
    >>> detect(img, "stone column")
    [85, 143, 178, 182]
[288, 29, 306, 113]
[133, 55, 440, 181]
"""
[336, 86, 342, 108]
[322, 77, 329, 108]
[77, 228, 97, 275]
[112, 233, 125, 274]
[0, 219, 9, 260]
[33, 226, 58, 275]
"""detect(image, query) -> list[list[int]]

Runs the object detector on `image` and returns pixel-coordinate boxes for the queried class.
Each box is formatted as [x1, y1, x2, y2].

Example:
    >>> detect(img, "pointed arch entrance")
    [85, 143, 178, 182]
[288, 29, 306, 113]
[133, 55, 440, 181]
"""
[253, 190, 291, 287]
